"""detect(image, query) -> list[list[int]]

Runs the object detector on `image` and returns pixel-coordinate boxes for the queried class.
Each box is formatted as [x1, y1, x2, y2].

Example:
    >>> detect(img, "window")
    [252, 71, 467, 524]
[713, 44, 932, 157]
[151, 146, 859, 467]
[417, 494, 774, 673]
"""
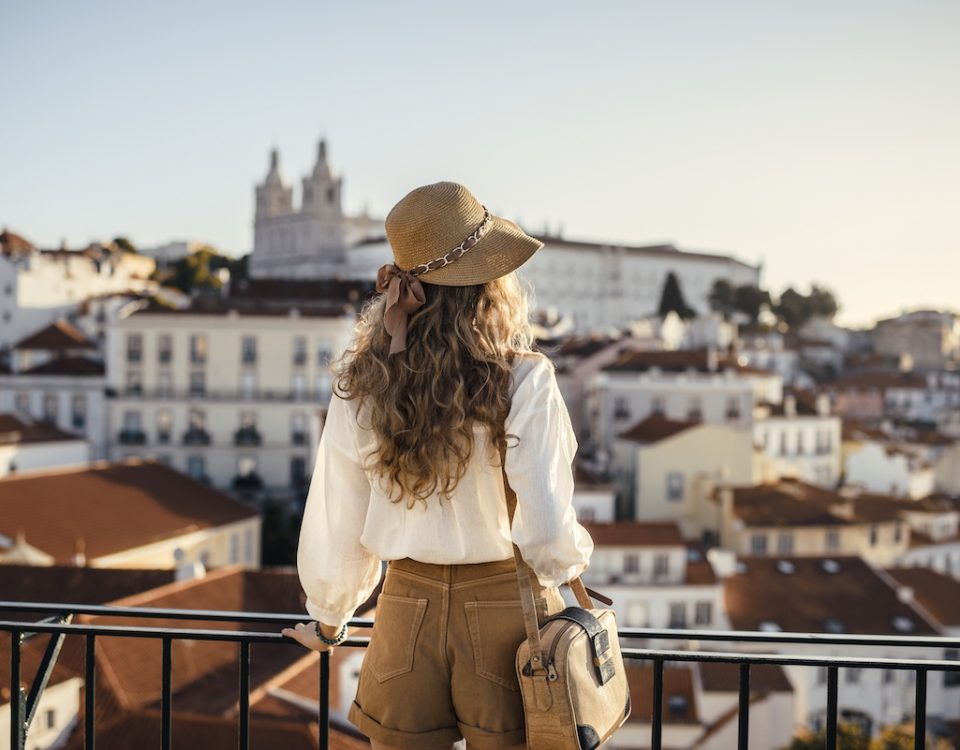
[882, 669, 895, 685]
[845, 668, 862, 684]
[666, 472, 684, 501]
[291, 455, 307, 488]
[292, 373, 306, 400]
[825, 529, 841, 553]
[317, 344, 332, 366]
[777, 532, 794, 555]
[187, 455, 205, 480]
[694, 601, 712, 626]
[668, 603, 686, 628]
[779, 431, 789, 456]
[945, 650, 960, 687]
[624, 554, 640, 574]
[816, 666, 828, 685]
[230, 533, 239, 564]
[796, 431, 805, 455]
[157, 370, 173, 396]
[237, 455, 257, 477]
[71, 394, 87, 429]
[291, 413, 308, 444]
[686, 397, 702, 421]
[45, 707, 55, 729]
[613, 396, 630, 421]
[653, 553, 670, 578]
[241, 336, 257, 365]
[650, 396, 666, 416]
[869, 526, 879, 546]
[189, 370, 205, 397]
[293, 336, 307, 366]
[157, 410, 172, 443]
[14, 392, 30, 414]
[189, 408, 205, 430]
[894, 523, 904, 543]
[751, 533, 768, 556]
[126, 333, 142, 363]
[316, 373, 332, 401]
[190, 334, 207, 365]
[126, 369, 143, 395]
[123, 410, 141, 431]
[725, 395, 741, 420]
[43, 393, 58, 421]
[158, 334, 172, 364]
[579, 507, 596, 522]
[241, 371, 257, 398]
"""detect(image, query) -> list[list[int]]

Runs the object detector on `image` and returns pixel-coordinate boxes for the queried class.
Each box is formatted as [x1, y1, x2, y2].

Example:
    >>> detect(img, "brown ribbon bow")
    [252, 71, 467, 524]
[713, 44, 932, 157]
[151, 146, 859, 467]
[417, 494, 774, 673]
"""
[376, 263, 427, 355]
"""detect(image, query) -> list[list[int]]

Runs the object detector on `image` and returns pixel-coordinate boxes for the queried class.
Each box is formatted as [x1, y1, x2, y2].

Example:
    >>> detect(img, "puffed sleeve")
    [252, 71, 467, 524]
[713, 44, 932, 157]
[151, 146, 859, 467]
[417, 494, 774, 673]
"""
[296, 391, 383, 629]
[504, 355, 594, 587]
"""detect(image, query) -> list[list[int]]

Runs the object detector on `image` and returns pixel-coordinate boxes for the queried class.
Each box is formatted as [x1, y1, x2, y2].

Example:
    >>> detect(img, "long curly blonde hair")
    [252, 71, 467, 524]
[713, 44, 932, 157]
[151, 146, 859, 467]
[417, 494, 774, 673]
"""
[333, 271, 537, 507]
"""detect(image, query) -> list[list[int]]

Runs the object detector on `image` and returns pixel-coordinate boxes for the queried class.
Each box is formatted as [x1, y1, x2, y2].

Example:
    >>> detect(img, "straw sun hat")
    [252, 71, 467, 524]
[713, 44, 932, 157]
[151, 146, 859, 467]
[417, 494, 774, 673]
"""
[376, 181, 543, 354]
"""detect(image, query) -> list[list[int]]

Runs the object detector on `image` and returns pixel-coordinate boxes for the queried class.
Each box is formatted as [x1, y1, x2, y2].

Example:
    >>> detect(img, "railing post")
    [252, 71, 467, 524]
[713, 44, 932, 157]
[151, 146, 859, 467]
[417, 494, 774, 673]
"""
[161, 636, 172, 750]
[651, 657, 664, 750]
[10, 628, 24, 750]
[826, 666, 838, 750]
[239, 639, 250, 750]
[85, 633, 96, 750]
[737, 662, 750, 750]
[319, 650, 330, 750]
[914, 668, 927, 750]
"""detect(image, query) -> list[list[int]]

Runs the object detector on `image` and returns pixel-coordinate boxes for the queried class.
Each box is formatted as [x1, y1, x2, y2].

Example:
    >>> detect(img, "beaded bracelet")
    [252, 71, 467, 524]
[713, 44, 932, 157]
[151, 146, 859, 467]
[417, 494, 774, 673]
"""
[313, 621, 348, 646]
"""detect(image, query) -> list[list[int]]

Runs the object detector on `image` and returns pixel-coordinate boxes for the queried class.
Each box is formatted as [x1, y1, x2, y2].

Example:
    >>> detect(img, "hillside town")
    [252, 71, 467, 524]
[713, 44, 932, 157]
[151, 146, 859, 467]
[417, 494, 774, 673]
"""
[2, 140, 960, 749]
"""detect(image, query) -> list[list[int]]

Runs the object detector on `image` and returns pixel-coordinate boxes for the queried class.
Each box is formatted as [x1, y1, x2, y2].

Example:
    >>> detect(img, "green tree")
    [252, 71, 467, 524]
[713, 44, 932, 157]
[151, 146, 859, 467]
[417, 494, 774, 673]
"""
[733, 284, 772, 323]
[113, 236, 137, 253]
[871, 723, 952, 750]
[808, 284, 839, 319]
[779, 724, 869, 750]
[658, 271, 696, 320]
[708, 279, 737, 318]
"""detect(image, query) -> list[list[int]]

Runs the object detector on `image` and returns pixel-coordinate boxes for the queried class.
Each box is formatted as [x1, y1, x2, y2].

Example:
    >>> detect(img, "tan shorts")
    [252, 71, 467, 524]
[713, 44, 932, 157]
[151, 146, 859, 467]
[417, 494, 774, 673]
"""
[348, 556, 566, 748]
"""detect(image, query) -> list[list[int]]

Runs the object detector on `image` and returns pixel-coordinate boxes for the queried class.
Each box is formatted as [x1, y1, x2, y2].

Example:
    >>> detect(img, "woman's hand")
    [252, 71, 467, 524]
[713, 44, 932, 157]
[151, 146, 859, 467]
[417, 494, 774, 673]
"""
[280, 621, 346, 653]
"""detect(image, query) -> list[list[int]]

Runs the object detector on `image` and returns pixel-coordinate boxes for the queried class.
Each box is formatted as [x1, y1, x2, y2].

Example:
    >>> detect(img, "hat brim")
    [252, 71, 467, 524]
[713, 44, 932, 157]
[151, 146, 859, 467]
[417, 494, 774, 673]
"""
[415, 215, 544, 287]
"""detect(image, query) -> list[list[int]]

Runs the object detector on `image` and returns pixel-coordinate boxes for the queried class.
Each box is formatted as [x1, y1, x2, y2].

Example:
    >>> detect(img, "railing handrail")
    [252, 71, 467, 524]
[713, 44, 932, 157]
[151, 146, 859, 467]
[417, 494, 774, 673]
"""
[2, 600, 960, 649]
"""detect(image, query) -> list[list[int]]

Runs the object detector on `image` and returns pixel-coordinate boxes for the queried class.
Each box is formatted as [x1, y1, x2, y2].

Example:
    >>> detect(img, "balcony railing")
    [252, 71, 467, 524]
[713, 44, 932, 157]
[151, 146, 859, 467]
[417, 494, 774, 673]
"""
[117, 429, 147, 445]
[2, 600, 960, 750]
[106, 388, 333, 403]
[233, 427, 262, 446]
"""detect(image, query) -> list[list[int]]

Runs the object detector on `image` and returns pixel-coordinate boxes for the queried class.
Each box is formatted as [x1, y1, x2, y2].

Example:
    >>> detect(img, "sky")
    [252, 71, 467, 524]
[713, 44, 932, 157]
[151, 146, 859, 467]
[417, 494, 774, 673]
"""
[2, 0, 958, 328]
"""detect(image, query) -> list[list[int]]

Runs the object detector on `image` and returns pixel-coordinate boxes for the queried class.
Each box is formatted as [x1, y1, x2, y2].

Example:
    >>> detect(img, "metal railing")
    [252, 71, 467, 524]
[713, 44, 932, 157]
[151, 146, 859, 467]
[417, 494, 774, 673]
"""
[2, 600, 959, 750]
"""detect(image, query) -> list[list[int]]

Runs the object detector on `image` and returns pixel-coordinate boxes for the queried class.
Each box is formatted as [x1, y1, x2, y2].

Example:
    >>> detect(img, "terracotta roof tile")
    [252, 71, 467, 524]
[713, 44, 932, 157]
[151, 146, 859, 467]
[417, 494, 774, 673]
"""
[581, 521, 685, 547]
[0, 229, 36, 255]
[886, 568, 960, 627]
[13, 319, 97, 351]
[0, 461, 258, 563]
[725, 482, 850, 528]
[618, 415, 701, 444]
[19, 356, 105, 376]
[0, 414, 81, 446]
[724, 556, 937, 635]
[625, 663, 699, 724]
[698, 660, 792, 692]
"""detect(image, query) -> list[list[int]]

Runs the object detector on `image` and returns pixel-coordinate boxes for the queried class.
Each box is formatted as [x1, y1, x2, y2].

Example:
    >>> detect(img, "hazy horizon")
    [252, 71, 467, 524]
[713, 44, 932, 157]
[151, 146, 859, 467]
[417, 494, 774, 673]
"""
[2, 0, 958, 328]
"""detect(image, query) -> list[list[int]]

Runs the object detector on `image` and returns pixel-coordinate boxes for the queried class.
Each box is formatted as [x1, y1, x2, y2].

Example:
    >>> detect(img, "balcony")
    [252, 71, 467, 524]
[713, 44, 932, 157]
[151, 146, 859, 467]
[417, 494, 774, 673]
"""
[182, 428, 211, 446]
[233, 427, 262, 446]
[116, 429, 146, 445]
[107, 388, 333, 403]
[2, 600, 958, 750]
[232, 471, 264, 492]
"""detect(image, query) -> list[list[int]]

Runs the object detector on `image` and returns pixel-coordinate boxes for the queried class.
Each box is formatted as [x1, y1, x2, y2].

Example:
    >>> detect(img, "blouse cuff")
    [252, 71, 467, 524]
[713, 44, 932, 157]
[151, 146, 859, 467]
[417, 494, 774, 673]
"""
[532, 559, 590, 589]
[305, 599, 354, 630]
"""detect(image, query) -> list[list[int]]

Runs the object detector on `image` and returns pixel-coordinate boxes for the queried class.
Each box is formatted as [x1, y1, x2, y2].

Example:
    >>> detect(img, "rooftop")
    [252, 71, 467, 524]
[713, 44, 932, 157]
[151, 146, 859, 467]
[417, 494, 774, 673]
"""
[12, 319, 97, 351]
[602, 347, 772, 376]
[886, 567, 960, 627]
[0, 460, 259, 563]
[581, 521, 686, 547]
[724, 556, 936, 635]
[0, 413, 82, 447]
[617, 414, 702, 444]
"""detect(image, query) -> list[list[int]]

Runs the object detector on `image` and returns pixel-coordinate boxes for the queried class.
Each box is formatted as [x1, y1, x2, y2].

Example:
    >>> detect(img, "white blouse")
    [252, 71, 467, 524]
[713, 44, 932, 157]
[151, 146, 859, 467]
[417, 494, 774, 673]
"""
[296, 352, 595, 628]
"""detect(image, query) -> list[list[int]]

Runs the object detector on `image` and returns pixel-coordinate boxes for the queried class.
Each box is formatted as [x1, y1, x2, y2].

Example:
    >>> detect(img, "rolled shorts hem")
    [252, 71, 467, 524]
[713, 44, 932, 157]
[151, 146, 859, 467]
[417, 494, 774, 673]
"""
[348, 700, 462, 747]
[457, 719, 526, 748]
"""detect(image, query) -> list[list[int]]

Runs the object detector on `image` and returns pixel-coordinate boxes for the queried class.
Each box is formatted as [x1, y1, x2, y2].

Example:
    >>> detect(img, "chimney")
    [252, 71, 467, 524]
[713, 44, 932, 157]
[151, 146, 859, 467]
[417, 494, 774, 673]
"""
[73, 536, 87, 567]
[815, 393, 830, 416]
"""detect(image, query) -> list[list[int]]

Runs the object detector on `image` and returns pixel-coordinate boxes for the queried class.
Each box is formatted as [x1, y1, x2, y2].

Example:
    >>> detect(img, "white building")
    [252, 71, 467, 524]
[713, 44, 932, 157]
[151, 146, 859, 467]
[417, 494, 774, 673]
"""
[0, 231, 155, 350]
[579, 521, 727, 631]
[588, 347, 782, 453]
[248, 141, 387, 280]
[0, 320, 108, 459]
[516, 234, 760, 332]
[753, 391, 842, 487]
[105, 285, 361, 496]
[0, 413, 89, 477]
[845, 439, 936, 499]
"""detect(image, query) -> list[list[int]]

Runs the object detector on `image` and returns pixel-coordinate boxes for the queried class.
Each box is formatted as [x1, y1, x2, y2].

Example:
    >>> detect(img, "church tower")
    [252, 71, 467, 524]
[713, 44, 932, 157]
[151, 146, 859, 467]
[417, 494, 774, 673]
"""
[300, 139, 343, 217]
[254, 149, 293, 219]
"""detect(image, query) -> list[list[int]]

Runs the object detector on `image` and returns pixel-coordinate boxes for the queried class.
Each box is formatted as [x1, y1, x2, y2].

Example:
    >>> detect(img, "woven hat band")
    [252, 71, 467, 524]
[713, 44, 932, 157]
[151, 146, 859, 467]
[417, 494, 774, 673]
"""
[404, 207, 493, 277]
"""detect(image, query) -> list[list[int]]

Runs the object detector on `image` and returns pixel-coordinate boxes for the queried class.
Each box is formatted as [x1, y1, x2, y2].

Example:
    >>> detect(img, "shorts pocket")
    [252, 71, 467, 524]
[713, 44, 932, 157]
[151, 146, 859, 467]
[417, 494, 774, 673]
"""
[367, 593, 428, 683]
[464, 598, 547, 691]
